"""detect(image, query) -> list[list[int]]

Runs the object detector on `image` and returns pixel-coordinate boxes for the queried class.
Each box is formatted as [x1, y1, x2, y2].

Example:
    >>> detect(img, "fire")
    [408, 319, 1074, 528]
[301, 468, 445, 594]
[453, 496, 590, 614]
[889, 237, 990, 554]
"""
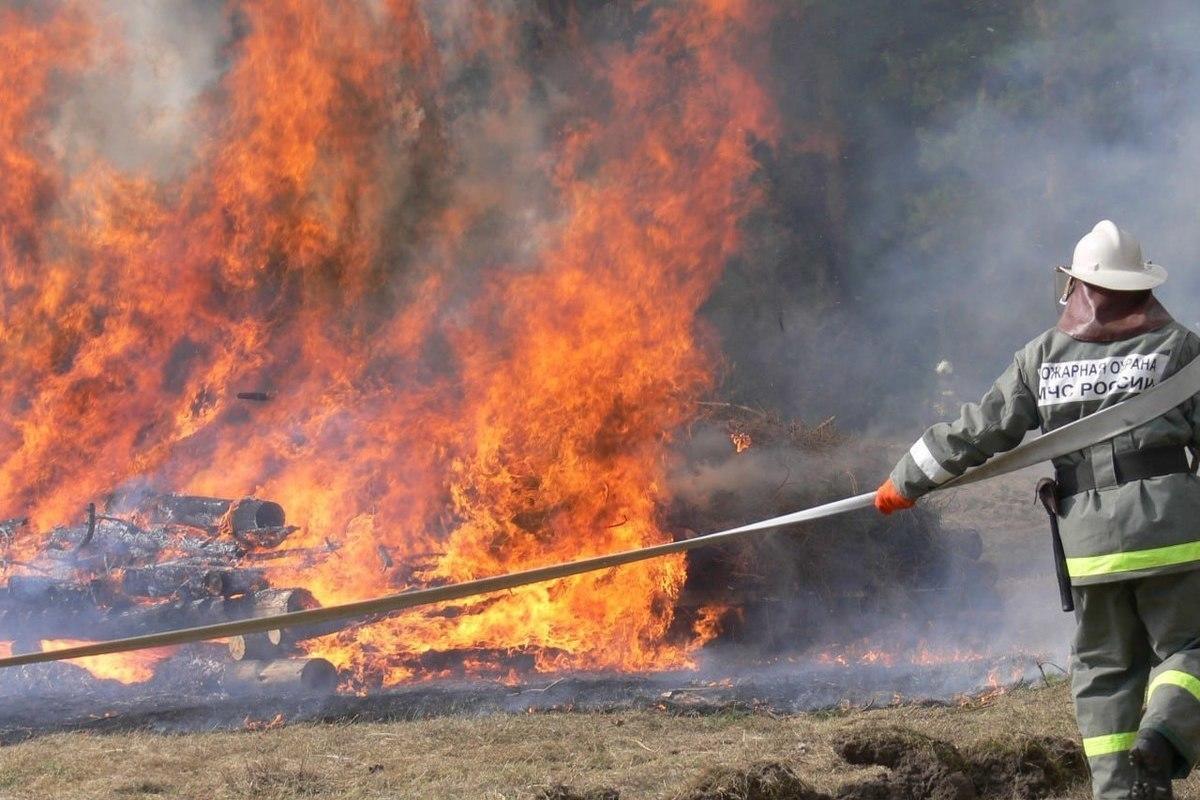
[243, 713, 286, 731]
[956, 665, 1027, 708]
[39, 640, 175, 684]
[817, 640, 992, 669]
[692, 604, 727, 641]
[815, 641, 1034, 707]
[0, 2, 777, 685]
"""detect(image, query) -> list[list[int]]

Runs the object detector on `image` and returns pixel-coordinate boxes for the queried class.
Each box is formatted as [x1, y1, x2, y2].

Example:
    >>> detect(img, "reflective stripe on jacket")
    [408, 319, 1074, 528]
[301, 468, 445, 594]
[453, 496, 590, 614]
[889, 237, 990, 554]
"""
[890, 320, 1200, 585]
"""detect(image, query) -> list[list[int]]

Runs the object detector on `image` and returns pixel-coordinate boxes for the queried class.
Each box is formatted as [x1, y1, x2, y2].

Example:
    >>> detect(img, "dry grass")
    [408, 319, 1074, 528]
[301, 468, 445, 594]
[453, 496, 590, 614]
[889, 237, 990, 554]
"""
[0, 681, 1196, 799]
[222, 758, 331, 798]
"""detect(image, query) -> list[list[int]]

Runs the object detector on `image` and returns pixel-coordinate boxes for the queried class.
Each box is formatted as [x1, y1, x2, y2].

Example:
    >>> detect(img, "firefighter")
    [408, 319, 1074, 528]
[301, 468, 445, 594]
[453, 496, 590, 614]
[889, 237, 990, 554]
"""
[875, 220, 1200, 800]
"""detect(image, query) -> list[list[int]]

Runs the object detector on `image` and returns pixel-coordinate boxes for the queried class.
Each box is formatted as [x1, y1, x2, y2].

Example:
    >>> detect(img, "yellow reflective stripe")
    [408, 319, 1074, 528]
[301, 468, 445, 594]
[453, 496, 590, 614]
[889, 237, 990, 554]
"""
[1066, 540, 1200, 578]
[1149, 670, 1200, 703]
[1083, 732, 1138, 758]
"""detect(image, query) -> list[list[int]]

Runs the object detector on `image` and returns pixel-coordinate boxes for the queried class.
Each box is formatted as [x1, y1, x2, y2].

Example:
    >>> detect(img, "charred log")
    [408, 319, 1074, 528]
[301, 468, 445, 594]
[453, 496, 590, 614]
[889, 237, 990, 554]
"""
[222, 658, 338, 692]
[122, 562, 214, 599]
[0, 604, 109, 640]
[74, 503, 97, 551]
[242, 541, 340, 565]
[104, 588, 317, 636]
[46, 519, 167, 562]
[408, 647, 541, 677]
[121, 563, 268, 600]
[229, 525, 295, 550]
[202, 567, 269, 598]
[144, 495, 286, 538]
[45, 518, 244, 567]
[6, 575, 118, 608]
[0, 588, 316, 641]
[227, 631, 293, 661]
[142, 494, 233, 531]
[218, 498, 288, 543]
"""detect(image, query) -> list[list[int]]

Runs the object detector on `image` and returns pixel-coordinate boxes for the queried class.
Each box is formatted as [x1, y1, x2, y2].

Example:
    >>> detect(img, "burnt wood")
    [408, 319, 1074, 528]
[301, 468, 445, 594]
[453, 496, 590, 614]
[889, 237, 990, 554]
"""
[222, 657, 338, 692]
[0, 588, 316, 641]
[121, 563, 268, 600]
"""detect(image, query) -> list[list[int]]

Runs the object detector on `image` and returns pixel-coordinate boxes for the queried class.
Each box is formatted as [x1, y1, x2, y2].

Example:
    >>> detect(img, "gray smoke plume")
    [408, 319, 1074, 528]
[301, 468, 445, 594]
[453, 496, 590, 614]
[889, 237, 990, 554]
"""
[689, 0, 1200, 671]
[798, 0, 1200, 666]
[51, 0, 228, 179]
[850, 0, 1200, 427]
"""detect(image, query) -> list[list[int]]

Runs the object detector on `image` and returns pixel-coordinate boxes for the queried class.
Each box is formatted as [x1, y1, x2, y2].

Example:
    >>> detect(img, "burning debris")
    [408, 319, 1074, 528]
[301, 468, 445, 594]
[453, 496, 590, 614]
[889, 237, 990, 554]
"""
[0, 493, 343, 689]
[0, 416, 1017, 699]
[0, 0, 1044, 728]
[0, 0, 784, 687]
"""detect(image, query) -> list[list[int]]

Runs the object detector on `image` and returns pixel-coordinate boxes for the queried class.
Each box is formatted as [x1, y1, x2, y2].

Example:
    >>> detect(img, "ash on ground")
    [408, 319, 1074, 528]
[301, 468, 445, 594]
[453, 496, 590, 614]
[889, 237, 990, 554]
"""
[0, 647, 1047, 743]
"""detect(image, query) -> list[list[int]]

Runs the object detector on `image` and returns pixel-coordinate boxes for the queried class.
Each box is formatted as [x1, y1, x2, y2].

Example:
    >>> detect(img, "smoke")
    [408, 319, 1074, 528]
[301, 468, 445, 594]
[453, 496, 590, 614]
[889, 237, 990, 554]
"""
[839, 0, 1200, 426]
[689, 1, 1200, 438]
[50, 0, 229, 179]
[682, 0, 1200, 667]
[924, 1, 1200, 661]
[705, 0, 1200, 671]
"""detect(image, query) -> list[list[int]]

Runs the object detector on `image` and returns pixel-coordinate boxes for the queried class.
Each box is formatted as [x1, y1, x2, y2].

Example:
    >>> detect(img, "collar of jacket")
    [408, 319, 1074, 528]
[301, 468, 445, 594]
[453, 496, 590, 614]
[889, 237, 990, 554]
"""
[1057, 282, 1174, 342]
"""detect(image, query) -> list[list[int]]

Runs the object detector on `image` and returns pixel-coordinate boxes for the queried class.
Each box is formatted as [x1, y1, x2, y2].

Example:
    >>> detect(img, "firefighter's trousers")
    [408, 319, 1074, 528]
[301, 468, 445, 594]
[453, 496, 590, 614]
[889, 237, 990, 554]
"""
[1072, 568, 1200, 799]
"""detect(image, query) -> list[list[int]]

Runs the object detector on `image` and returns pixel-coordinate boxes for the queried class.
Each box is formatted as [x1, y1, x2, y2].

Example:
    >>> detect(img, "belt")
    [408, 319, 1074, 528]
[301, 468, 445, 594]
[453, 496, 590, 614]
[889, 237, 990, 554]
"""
[1055, 445, 1194, 496]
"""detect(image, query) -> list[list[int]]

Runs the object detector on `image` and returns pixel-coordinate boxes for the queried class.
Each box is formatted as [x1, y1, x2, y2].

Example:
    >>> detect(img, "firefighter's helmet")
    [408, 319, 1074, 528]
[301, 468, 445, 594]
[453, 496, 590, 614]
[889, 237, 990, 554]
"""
[1059, 220, 1166, 291]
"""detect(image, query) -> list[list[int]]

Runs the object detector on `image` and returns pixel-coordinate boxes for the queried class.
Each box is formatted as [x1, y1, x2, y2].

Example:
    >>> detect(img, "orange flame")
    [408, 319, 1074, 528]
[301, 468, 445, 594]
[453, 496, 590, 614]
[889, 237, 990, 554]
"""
[39, 639, 175, 684]
[0, 1, 777, 685]
[817, 640, 993, 669]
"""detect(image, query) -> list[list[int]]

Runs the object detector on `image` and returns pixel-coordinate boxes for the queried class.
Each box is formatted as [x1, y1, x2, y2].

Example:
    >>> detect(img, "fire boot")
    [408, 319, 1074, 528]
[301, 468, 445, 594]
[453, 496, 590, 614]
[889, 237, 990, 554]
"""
[1129, 730, 1175, 800]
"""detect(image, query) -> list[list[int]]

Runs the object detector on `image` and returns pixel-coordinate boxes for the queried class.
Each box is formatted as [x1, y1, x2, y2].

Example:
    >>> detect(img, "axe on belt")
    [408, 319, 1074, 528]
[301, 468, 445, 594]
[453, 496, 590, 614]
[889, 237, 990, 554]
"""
[2, 355, 1199, 669]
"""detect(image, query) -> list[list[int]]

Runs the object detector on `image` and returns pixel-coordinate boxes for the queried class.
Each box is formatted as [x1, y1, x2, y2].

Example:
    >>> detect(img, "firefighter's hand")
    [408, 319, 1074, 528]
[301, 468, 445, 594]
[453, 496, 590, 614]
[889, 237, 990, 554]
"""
[874, 478, 915, 515]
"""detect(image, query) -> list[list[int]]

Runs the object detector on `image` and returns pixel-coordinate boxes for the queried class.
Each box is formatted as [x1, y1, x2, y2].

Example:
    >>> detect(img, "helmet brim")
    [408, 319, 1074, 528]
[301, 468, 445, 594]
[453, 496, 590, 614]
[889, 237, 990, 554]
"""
[1058, 263, 1167, 291]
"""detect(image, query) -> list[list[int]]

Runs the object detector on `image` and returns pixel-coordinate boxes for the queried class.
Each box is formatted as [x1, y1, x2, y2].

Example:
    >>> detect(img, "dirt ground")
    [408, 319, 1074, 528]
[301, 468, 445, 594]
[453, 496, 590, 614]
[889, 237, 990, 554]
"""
[0, 681, 1194, 800]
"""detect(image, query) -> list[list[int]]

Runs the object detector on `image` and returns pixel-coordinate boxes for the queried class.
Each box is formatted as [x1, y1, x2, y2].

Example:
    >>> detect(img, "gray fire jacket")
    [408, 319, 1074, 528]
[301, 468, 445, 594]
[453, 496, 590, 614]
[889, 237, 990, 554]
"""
[890, 320, 1200, 585]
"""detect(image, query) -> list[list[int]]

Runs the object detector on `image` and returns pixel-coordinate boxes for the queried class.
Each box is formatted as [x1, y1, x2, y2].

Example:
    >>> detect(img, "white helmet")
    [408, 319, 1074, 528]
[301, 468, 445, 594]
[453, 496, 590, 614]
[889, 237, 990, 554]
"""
[1058, 220, 1166, 291]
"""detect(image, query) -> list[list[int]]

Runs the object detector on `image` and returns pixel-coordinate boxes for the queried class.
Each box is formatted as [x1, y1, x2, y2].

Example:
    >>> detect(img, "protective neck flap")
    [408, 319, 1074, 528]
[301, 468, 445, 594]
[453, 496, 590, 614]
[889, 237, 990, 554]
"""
[1058, 282, 1172, 342]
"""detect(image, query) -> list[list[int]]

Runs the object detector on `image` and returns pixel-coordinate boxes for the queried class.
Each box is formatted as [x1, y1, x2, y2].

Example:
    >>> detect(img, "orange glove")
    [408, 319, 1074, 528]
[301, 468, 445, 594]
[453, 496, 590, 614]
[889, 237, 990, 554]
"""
[874, 478, 915, 515]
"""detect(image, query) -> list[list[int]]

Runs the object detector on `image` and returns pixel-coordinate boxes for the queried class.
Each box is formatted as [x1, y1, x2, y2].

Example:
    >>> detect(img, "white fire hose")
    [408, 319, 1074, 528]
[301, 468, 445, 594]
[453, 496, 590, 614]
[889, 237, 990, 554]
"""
[2, 355, 1199, 670]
